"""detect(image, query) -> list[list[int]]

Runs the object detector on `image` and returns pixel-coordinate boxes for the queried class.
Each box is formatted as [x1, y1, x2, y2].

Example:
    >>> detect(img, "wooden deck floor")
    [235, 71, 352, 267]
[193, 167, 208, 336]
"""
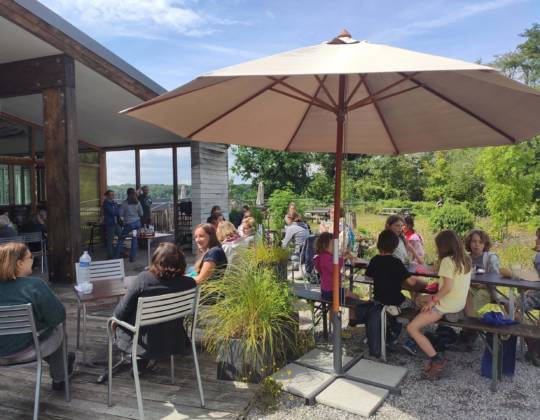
[0, 285, 256, 420]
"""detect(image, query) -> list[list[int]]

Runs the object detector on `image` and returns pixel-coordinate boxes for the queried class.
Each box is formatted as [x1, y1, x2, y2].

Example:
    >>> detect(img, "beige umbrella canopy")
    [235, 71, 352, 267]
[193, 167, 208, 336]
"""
[123, 31, 540, 155]
[123, 30, 540, 375]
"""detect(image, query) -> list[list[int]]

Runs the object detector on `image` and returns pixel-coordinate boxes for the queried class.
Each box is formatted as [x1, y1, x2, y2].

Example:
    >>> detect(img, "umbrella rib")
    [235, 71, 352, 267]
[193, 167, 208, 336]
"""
[348, 85, 420, 111]
[284, 75, 329, 151]
[269, 87, 335, 113]
[121, 76, 238, 114]
[403, 73, 517, 144]
[363, 78, 399, 154]
[347, 72, 419, 111]
[314, 75, 337, 108]
[345, 74, 365, 106]
[187, 77, 288, 138]
[266, 76, 335, 112]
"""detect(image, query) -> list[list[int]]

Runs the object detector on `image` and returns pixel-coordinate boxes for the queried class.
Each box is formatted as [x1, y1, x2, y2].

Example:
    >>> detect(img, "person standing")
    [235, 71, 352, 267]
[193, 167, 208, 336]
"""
[102, 190, 122, 259]
[114, 188, 143, 262]
[139, 186, 153, 226]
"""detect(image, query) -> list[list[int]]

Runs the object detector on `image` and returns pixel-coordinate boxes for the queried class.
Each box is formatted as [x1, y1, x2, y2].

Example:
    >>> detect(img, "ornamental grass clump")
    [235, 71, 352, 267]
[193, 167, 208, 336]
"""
[201, 253, 298, 381]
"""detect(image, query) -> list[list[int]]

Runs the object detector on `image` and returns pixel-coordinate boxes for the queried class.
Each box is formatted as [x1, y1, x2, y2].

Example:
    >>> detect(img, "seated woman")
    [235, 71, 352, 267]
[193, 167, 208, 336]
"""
[112, 243, 197, 366]
[282, 211, 310, 267]
[463, 229, 504, 318]
[403, 215, 425, 265]
[239, 216, 257, 245]
[0, 242, 74, 390]
[193, 224, 227, 284]
[385, 215, 424, 265]
[216, 221, 248, 263]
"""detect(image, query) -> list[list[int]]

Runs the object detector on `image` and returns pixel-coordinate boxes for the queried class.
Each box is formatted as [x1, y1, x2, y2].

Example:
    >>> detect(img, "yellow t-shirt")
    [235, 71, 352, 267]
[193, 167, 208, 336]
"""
[436, 256, 471, 314]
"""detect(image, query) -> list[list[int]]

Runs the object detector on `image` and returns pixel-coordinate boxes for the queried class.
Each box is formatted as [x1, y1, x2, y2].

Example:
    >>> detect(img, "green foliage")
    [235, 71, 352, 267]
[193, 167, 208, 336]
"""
[429, 203, 475, 236]
[252, 376, 283, 413]
[476, 144, 536, 235]
[267, 189, 303, 231]
[107, 184, 191, 201]
[246, 242, 290, 265]
[201, 252, 298, 378]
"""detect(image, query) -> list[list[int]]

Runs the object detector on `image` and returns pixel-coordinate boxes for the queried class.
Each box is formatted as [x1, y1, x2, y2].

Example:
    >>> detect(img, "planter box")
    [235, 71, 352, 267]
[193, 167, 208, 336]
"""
[216, 339, 273, 383]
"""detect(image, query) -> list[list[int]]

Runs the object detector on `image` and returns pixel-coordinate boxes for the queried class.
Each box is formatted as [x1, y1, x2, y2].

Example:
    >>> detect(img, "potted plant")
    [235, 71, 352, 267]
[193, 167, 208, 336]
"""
[247, 242, 290, 281]
[201, 254, 298, 383]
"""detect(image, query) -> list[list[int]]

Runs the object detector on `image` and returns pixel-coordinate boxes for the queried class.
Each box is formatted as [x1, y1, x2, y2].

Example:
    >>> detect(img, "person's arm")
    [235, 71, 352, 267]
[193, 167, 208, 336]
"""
[405, 240, 424, 265]
[195, 261, 217, 284]
[137, 203, 143, 218]
[33, 281, 66, 328]
[113, 285, 140, 321]
[423, 258, 454, 312]
[281, 226, 294, 248]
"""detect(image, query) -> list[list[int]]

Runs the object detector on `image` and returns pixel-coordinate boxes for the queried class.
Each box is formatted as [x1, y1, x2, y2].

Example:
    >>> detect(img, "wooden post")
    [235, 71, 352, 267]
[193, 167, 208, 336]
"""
[135, 147, 141, 190]
[172, 146, 178, 241]
[43, 80, 80, 283]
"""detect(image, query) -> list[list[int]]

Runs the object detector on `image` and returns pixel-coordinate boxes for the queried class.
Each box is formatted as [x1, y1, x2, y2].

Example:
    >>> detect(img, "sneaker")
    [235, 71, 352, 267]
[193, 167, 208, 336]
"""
[421, 358, 448, 380]
[402, 338, 419, 356]
[52, 352, 76, 391]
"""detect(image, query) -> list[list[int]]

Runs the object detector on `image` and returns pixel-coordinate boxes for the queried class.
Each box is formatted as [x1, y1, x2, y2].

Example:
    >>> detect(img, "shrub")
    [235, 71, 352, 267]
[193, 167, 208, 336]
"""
[429, 203, 475, 236]
[267, 189, 303, 231]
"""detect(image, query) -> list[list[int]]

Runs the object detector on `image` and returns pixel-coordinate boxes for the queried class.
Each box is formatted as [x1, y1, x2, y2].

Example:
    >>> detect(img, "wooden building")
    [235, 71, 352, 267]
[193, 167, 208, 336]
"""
[0, 0, 229, 283]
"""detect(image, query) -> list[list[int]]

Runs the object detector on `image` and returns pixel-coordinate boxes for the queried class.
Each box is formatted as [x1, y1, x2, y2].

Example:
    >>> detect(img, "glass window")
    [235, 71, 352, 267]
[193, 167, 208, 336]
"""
[23, 166, 31, 205]
[106, 150, 135, 201]
[177, 147, 191, 199]
[0, 164, 8, 205]
[13, 165, 22, 205]
[140, 148, 173, 202]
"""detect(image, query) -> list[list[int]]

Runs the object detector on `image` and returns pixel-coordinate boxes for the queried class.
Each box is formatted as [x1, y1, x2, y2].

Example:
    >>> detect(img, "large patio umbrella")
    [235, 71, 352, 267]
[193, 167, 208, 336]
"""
[123, 30, 540, 374]
[256, 181, 265, 208]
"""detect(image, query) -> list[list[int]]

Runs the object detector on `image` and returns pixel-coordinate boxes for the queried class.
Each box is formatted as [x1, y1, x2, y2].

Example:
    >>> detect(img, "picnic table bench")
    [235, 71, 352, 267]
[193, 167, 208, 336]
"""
[379, 207, 411, 216]
[398, 308, 540, 391]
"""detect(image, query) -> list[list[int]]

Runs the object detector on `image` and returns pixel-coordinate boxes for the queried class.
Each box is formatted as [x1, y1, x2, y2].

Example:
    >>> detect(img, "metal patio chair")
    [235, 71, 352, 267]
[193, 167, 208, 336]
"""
[106, 287, 204, 420]
[21, 231, 47, 274]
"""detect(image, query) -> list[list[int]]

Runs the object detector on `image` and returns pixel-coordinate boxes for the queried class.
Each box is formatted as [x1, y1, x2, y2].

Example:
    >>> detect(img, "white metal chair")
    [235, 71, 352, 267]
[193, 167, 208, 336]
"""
[0, 304, 70, 420]
[21, 232, 47, 274]
[74, 259, 125, 360]
[106, 287, 204, 419]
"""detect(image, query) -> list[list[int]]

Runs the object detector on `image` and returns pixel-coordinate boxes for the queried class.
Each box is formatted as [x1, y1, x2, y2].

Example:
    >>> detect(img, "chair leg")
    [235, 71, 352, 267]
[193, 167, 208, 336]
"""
[33, 358, 42, 420]
[170, 355, 175, 385]
[107, 324, 113, 407]
[76, 302, 81, 349]
[62, 325, 71, 402]
[380, 307, 387, 362]
[40, 253, 44, 274]
[132, 353, 145, 420]
[191, 339, 205, 408]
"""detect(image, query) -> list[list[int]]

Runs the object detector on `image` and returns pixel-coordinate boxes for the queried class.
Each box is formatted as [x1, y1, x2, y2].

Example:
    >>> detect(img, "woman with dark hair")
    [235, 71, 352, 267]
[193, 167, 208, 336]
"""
[114, 188, 143, 262]
[385, 215, 424, 265]
[193, 224, 227, 284]
[0, 242, 74, 390]
[112, 243, 197, 365]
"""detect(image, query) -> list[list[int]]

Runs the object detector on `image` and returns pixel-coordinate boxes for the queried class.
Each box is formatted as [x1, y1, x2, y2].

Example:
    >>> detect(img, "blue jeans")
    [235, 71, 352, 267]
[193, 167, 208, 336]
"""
[114, 220, 141, 260]
[105, 224, 122, 259]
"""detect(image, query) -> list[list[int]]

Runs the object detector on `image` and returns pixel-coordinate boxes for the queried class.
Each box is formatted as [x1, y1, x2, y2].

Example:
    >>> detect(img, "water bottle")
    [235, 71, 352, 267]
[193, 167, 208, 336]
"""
[78, 251, 92, 293]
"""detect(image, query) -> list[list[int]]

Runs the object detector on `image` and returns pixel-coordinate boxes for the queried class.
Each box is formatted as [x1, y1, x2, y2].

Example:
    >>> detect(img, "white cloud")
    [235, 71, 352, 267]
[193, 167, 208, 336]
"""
[197, 43, 261, 59]
[40, 0, 247, 38]
[372, 0, 526, 42]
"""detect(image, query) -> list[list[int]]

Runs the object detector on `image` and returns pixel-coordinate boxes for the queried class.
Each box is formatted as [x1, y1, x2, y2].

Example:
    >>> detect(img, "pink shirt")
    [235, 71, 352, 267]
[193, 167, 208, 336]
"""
[314, 251, 344, 292]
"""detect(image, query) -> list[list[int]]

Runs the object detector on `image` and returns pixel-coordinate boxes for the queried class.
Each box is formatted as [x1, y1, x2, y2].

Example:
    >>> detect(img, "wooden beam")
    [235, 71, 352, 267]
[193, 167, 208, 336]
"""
[30, 128, 37, 213]
[79, 139, 103, 152]
[0, 1, 158, 100]
[172, 146, 179, 242]
[135, 147, 141, 189]
[0, 156, 43, 165]
[0, 112, 41, 129]
[43, 83, 81, 283]
[99, 151, 107, 199]
[101, 142, 191, 152]
[0, 54, 74, 98]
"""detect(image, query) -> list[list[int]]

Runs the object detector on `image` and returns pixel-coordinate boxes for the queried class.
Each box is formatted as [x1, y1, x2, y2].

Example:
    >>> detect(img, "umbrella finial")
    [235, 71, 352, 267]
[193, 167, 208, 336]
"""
[328, 29, 359, 44]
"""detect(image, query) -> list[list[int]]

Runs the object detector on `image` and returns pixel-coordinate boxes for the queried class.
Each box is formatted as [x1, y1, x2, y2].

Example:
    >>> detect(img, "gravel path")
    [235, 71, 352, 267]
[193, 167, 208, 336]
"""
[247, 325, 540, 420]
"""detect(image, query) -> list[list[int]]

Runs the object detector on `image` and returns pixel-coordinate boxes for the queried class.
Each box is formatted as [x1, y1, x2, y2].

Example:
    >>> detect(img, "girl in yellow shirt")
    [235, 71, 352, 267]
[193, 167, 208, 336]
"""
[406, 230, 472, 380]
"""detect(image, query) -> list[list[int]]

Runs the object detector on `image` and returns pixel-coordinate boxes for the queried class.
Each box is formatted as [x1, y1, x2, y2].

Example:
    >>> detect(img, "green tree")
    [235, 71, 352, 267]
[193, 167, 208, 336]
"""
[476, 144, 536, 235]
[232, 146, 314, 195]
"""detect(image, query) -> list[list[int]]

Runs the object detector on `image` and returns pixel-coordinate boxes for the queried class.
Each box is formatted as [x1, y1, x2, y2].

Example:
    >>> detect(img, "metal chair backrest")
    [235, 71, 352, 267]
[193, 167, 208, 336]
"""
[0, 236, 24, 245]
[76, 258, 125, 282]
[0, 304, 40, 356]
[135, 287, 200, 329]
[20, 232, 44, 245]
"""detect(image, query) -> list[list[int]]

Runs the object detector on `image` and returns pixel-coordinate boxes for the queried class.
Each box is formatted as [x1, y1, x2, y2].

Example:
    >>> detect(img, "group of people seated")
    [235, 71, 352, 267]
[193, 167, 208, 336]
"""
[311, 213, 540, 379]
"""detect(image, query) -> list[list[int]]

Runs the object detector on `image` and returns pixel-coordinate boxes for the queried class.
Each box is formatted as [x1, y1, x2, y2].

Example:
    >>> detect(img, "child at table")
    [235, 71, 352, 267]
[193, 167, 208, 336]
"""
[522, 227, 540, 366]
[406, 230, 471, 380]
[314, 232, 359, 325]
[463, 229, 504, 318]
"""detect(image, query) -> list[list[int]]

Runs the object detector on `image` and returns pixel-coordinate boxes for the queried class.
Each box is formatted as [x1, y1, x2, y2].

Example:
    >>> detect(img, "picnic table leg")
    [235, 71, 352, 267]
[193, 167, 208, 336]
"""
[147, 238, 151, 268]
[518, 290, 526, 360]
[322, 305, 329, 341]
[76, 300, 81, 349]
[491, 333, 499, 392]
[508, 288, 515, 321]
[82, 303, 87, 364]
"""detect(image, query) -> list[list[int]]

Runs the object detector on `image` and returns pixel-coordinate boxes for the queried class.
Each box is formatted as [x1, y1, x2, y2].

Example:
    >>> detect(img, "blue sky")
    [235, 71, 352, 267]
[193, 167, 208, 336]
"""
[40, 0, 540, 184]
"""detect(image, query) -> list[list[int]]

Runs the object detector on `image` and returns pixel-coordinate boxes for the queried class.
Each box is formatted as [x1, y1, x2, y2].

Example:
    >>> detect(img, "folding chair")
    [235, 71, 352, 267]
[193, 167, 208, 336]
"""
[106, 287, 204, 419]
[0, 304, 70, 420]
[21, 232, 47, 274]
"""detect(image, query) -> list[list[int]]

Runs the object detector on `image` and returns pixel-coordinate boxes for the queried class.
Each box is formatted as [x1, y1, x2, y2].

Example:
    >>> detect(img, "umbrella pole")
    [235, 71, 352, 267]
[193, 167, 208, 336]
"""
[332, 74, 346, 374]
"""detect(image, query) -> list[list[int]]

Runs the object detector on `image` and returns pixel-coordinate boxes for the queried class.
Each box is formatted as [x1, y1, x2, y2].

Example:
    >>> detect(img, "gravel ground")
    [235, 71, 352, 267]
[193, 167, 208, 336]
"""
[246, 323, 540, 420]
